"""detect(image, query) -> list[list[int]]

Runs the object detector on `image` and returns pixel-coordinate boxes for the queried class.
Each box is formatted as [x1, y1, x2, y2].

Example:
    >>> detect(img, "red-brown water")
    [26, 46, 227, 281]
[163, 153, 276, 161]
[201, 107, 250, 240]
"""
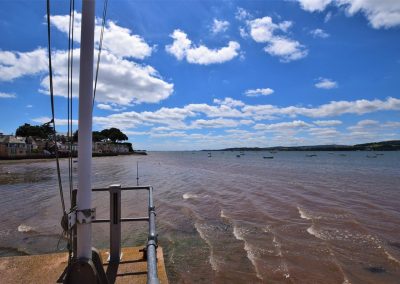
[0, 151, 399, 283]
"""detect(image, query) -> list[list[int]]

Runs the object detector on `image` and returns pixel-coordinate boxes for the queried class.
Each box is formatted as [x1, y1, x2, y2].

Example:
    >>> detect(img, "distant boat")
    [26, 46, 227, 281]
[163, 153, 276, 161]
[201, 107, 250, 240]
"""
[236, 154, 241, 158]
[269, 151, 277, 154]
[306, 154, 317, 157]
[366, 155, 377, 158]
[339, 154, 347, 157]
[208, 152, 212, 158]
[263, 156, 274, 159]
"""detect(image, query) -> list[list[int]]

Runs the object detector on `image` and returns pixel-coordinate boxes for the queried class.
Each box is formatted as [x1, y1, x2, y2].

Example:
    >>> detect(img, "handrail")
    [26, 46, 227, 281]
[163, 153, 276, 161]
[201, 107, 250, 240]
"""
[89, 184, 159, 284]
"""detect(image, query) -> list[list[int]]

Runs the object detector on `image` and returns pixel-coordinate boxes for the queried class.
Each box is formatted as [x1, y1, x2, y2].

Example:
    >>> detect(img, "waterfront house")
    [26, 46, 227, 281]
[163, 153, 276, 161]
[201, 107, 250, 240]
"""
[0, 134, 29, 158]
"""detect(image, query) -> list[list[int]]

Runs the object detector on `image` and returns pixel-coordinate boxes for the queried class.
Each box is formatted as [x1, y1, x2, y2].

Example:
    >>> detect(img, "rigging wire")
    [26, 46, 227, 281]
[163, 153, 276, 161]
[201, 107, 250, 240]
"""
[46, 0, 66, 215]
[93, 0, 109, 107]
[66, 0, 75, 264]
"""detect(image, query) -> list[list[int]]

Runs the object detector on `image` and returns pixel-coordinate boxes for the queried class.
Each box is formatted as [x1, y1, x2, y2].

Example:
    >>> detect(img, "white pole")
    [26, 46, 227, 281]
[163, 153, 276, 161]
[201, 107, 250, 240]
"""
[77, 0, 95, 259]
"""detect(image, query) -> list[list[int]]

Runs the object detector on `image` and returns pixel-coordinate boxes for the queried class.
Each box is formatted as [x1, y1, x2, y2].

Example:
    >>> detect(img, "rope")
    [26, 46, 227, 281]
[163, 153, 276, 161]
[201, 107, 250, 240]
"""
[93, 0, 109, 106]
[46, 0, 66, 215]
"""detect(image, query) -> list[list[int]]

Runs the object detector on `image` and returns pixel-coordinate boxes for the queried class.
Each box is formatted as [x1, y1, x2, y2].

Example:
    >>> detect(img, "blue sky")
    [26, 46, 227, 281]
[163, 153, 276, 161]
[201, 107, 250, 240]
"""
[0, 0, 399, 150]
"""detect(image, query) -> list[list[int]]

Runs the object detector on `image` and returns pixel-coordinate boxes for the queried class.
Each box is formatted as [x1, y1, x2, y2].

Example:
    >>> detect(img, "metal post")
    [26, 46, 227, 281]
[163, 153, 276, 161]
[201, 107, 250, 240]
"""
[147, 187, 159, 284]
[109, 184, 121, 263]
[77, 0, 95, 260]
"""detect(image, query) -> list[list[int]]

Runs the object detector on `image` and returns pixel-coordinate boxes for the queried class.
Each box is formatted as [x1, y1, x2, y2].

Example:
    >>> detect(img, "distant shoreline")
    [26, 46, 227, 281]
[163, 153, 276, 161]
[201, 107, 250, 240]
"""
[202, 140, 400, 152]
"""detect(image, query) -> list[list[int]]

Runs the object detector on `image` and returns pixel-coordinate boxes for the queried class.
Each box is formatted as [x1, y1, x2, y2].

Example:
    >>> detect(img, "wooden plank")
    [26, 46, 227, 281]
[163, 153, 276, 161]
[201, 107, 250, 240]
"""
[0, 246, 168, 284]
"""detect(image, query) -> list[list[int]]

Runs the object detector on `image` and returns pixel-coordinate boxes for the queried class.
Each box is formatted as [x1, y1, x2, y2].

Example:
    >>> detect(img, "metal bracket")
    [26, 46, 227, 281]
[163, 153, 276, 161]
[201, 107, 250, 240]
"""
[67, 210, 77, 230]
[77, 208, 96, 224]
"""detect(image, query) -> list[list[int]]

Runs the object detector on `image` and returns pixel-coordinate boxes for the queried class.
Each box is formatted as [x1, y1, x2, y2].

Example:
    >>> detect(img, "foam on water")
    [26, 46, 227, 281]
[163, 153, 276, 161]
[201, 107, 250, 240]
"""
[297, 206, 312, 220]
[233, 225, 263, 280]
[17, 224, 33, 233]
[306, 225, 324, 240]
[182, 193, 198, 200]
[194, 222, 218, 271]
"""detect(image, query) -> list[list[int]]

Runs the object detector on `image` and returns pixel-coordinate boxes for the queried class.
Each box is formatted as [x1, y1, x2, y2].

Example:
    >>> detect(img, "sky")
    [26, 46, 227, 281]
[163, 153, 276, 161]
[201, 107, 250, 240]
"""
[0, 0, 399, 150]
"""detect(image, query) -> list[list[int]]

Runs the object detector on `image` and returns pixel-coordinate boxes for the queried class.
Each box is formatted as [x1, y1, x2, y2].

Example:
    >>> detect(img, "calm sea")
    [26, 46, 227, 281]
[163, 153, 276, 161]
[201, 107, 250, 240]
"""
[0, 151, 399, 283]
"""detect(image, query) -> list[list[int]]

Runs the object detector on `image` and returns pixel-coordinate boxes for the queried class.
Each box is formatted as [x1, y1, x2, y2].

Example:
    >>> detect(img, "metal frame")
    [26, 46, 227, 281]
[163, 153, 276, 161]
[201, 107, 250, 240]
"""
[91, 185, 160, 284]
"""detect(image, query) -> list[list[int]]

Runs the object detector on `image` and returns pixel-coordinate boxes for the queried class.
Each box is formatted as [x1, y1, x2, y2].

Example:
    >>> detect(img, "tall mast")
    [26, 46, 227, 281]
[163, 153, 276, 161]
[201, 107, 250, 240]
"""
[77, 0, 95, 260]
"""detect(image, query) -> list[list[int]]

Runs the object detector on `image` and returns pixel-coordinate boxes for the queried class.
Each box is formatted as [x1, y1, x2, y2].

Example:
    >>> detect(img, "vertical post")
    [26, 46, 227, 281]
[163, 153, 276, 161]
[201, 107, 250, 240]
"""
[109, 184, 121, 263]
[136, 161, 139, 186]
[77, 0, 95, 260]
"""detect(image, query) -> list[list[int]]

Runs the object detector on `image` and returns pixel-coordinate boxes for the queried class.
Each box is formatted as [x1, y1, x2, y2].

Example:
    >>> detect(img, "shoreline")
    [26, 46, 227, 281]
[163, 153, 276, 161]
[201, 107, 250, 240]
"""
[0, 151, 147, 163]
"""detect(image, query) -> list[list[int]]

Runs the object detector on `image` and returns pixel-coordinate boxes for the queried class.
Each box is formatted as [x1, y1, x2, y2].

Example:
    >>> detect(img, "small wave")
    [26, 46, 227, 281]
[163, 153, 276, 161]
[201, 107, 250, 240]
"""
[182, 193, 199, 200]
[297, 206, 312, 220]
[233, 226, 263, 280]
[17, 224, 33, 233]
[384, 249, 400, 265]
[220, 210, 228, 219]
[306, 225, 324, 240]
[194, 222, 218, 271]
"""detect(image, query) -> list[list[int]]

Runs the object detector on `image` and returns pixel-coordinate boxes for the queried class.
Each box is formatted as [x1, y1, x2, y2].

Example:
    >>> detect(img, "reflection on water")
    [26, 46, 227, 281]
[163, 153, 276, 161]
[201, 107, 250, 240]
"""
[0, 152, 400, 283]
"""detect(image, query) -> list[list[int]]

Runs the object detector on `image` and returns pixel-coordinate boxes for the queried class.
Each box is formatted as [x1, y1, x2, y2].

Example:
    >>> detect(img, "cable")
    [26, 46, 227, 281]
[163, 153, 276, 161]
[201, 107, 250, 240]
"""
[46, 0, 66, 216]
[93, 0, 109, 106]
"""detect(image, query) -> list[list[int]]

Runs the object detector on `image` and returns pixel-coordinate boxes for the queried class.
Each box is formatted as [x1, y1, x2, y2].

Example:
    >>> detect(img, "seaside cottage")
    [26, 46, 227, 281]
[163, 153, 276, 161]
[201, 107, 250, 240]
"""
[0, 134, 29, 158]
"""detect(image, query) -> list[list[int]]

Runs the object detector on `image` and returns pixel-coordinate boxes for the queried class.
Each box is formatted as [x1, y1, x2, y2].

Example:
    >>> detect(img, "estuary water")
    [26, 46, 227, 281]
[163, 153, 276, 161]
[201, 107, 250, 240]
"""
[0, 151, 399, 283]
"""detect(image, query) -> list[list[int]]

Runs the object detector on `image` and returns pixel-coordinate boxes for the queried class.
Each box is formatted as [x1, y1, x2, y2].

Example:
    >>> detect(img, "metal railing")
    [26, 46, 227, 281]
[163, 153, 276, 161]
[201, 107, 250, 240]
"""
[73, 185, 159, 284]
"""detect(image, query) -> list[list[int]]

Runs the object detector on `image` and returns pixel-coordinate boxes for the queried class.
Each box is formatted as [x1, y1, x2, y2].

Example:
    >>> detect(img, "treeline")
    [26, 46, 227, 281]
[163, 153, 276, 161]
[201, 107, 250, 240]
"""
[209, 140, 400, 152]
[15, 123, 129, 143]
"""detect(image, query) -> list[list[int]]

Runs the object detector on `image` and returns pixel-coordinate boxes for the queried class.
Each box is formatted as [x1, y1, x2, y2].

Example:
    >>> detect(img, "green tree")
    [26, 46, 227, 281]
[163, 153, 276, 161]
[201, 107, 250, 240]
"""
[100, 128, 128, 143]
[92, 131, 106, 142]
[15, 123, 53, 139]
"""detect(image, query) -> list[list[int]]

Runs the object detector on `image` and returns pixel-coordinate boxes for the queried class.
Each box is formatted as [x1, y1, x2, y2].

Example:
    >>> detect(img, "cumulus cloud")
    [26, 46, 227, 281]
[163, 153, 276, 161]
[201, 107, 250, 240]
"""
[309, 28, 330, 38]
[1, 12, 173, 106]
[244, 88, 274, 97]
[38, 49, 173, 105]
[0, 48, 48, 81]
[297, 0, 332, 12]
[296, 0, 400, 29]
[165, 29, 240, 65]
[211, 19, 230, 34]
[245, 16, 307, 62]
[50, 12, 153, 59]
[315, 77, 338, 89]
[0, 92, 16, 98]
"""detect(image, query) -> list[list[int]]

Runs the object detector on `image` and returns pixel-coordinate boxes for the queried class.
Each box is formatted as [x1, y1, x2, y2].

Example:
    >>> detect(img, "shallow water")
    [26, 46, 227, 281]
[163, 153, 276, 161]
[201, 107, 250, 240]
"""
[0, 151, 399, 283]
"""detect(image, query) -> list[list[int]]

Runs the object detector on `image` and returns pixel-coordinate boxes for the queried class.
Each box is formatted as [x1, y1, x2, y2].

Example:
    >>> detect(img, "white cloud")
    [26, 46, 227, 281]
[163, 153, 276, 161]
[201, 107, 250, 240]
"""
[32, 116, 78, 126]
[39, 49, 173, 105]
[297, 0, 332, 12]
[242, 97, 400, 118]
[244, 88, 274, 97]
[296, 0, 400, 29]
[0, 48, 48, 81]
[165, 29, 240, 65]
[313, 120, 342, 126]
[245, 16, 307, 62]
[211, 19, 229, 34]
[236, 7, 252, 21]
[50, 12, 153, 59]
[254, 120, 312, 131]
[0, 92, 16, 98]
[97, 104, 113, 110]
[26, 104, 33, 108]
[310, 28, 330, 38]
[315, 77, 338, 89]
[264, 37, 308, 62]
[0, 13, 173, 106]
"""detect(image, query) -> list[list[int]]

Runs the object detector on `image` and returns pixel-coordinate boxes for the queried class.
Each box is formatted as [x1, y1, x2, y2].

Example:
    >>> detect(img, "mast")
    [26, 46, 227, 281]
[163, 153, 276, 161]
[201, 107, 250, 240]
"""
[77, 0, 95, 260]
